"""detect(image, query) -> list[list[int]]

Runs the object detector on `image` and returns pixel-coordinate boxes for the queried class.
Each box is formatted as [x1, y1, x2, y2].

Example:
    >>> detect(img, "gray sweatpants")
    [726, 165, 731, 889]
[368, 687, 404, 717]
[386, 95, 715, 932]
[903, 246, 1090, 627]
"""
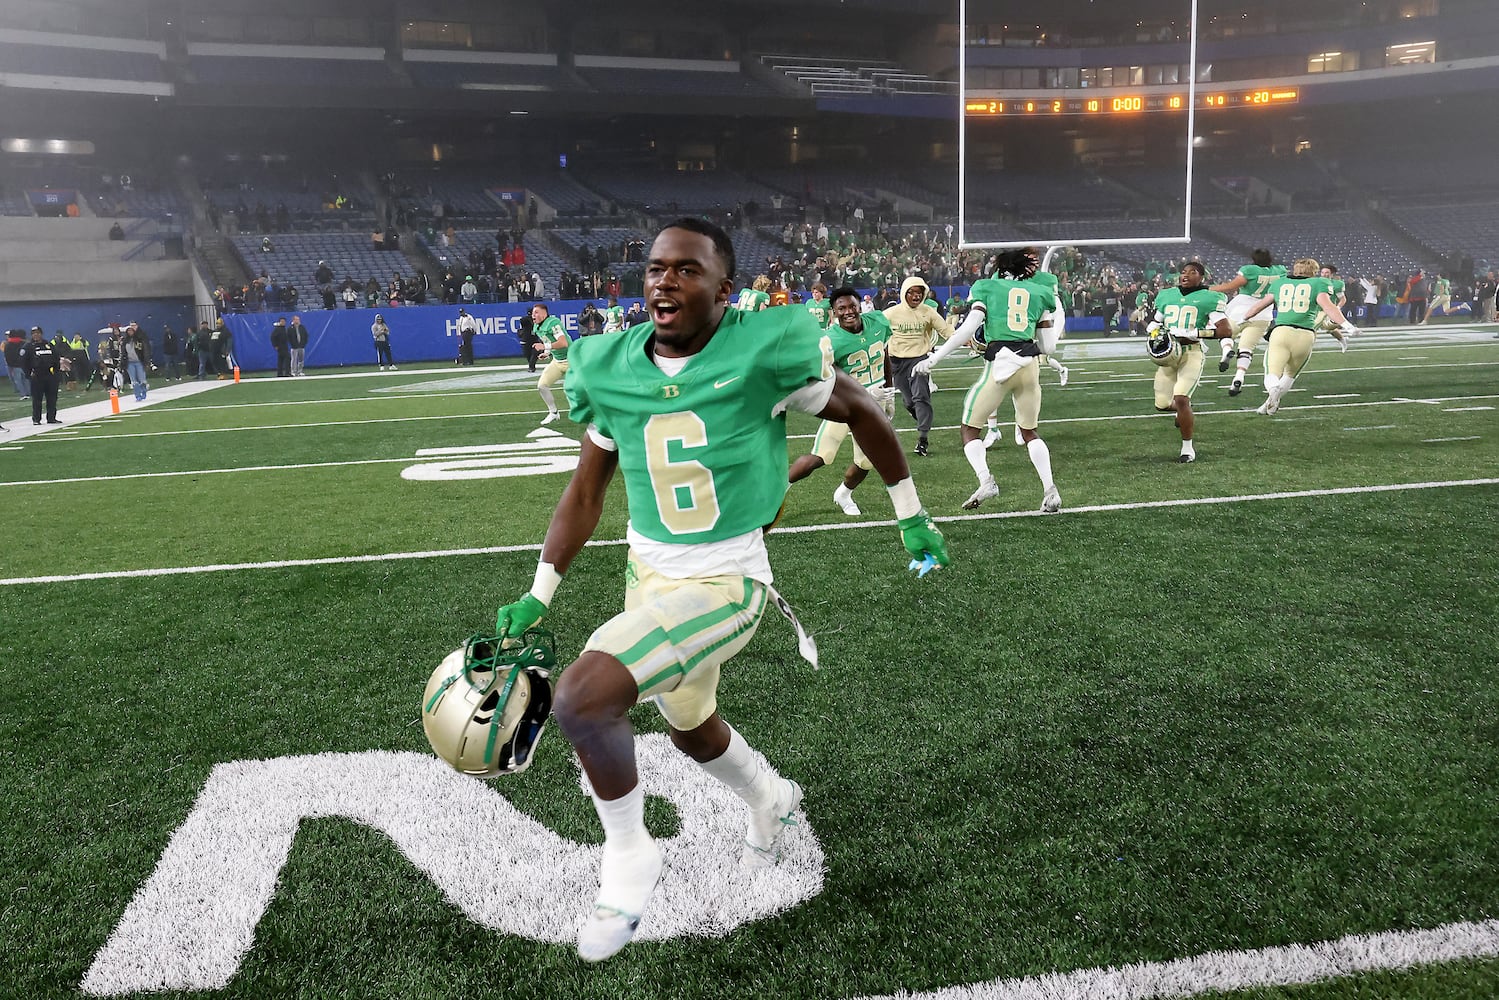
[889, 354, 934, 440]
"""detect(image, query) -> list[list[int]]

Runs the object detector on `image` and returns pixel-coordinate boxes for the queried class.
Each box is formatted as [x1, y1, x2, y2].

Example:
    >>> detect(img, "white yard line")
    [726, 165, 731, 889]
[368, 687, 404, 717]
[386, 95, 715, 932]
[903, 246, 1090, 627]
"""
[854, 918, 1499, 1000]
[1342, 425, 1398, 431]
[4, 477, 1493, 587]
[1423, 436, 1482, 443]
[1443, 406, 1494, 412]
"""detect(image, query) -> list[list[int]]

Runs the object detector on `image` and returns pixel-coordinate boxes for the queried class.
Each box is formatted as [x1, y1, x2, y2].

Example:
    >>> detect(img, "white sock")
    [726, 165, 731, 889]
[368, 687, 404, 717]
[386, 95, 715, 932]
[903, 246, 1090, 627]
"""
[1278, 374, 1296, 394]
[539, 386, 556, 413]
[1220, 339, 1234, 360]
[1026, 437, 1055, 491]
[1047, 355, 1065, 373]
[697, 726, 776, 810]
[986, 415, 998, 432]
[963, 438, 991, 484]
[1181, 438, 1195, 458]
[591, 784, 651, 849]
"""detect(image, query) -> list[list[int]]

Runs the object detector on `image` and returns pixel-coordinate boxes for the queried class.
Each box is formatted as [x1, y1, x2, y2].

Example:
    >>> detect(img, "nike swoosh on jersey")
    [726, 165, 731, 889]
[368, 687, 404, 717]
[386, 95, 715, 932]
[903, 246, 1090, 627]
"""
[713, 376, 742, 389]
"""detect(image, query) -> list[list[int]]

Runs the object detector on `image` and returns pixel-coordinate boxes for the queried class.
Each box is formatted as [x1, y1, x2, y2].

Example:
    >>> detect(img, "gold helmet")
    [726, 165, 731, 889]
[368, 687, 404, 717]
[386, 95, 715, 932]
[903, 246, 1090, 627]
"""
[421, 630, 555, 778]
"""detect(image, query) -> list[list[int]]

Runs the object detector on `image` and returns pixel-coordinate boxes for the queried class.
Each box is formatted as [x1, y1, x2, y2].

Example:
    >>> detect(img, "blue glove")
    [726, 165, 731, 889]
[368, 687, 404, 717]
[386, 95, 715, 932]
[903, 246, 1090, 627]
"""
[494, 594, 548, 639]
[897, 510, 950, 569]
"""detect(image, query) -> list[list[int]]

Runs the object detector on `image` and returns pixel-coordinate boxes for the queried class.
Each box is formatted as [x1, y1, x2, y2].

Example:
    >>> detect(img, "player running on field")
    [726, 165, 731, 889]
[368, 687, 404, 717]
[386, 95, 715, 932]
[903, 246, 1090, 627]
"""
[1314, 264, 1347, 332]
[915, 247, 1061, 512]
[1211, 248, 1287, 395]
[1146, 261, 1232, 464]
[533, 303, 572, 424]
[1241, 257, 1360, 415]
[788, 285, 897, 516]
[490, 218, 949, 963]
[986, 260, 1070, 448]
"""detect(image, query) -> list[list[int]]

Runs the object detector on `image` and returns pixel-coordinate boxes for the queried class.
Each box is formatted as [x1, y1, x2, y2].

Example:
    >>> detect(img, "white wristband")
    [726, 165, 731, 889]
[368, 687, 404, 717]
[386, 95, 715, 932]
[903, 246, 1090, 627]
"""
[530, 561, 563, 606]
[887, 478, 922, 520]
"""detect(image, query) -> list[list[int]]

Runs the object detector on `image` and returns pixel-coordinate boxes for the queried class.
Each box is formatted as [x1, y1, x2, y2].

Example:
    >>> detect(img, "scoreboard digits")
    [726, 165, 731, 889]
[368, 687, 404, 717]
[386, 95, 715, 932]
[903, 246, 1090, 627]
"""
[965, 88, 1298, 116]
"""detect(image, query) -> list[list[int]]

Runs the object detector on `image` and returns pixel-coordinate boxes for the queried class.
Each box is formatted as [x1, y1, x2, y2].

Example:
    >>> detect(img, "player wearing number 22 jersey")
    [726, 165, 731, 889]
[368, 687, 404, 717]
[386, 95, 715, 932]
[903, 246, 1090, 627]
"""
[486, 219, 949, 965]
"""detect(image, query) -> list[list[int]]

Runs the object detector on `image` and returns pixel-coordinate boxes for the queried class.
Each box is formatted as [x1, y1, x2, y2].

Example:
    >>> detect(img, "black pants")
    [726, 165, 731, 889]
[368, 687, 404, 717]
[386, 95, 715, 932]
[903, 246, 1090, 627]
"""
[459, 335, 475, 366]
[276, 350, 291, 377]
[163, 353, 180, 379]
[521, 338, 540, 372]
[889, 354, 934, 440]
[31, 375, 58, 422]
[374, 341, 394, 366]
[1409, 299, 1427, 324]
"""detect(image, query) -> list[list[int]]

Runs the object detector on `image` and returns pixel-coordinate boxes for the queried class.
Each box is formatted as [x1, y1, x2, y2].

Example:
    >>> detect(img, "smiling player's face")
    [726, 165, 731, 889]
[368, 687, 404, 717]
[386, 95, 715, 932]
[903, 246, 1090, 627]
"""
[645, 228, 733, 356]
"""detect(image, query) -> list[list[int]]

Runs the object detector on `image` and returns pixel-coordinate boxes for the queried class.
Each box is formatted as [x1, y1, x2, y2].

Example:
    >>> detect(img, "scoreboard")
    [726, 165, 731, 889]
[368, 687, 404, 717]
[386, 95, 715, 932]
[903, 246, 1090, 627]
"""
[964, 88, 1299, 116]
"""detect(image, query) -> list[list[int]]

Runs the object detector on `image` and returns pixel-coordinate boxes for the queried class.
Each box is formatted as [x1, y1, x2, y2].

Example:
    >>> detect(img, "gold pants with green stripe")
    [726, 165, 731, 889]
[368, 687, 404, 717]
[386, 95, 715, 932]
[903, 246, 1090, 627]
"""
[583, 551, 769, 731]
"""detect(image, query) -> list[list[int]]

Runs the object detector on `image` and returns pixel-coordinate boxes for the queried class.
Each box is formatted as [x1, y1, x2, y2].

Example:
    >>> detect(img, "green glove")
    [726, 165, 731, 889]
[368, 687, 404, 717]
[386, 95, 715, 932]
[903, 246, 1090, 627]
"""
[494, 594, 548, 639]
[897, 510, 950, 567]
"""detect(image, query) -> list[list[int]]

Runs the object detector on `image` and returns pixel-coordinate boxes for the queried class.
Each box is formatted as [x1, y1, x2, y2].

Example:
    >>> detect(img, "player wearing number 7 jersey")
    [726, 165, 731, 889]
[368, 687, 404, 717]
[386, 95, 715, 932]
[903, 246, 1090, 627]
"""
[488, 219, 948, 964]
[915, 247, 1061, 512]
[1242, 257, 1359, 415]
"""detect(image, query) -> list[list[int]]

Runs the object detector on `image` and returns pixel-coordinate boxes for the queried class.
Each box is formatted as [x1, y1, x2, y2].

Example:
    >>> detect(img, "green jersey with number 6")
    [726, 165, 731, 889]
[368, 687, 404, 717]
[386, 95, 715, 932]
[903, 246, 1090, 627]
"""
[1266, 276, 1336, 329]
[537, 315, 570, 359]
[1240, 264, 1288, 297]
[828, 310, 890, 388]
[565, 307, 834, 544]
[968, 276, 1050, 343]
[1151, 286, 1227, 335]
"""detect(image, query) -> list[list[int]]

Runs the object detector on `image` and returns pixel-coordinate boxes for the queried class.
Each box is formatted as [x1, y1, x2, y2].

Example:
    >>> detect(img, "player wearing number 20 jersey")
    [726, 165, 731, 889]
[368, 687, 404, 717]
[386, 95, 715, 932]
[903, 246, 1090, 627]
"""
[1148, 264, 1230, 463]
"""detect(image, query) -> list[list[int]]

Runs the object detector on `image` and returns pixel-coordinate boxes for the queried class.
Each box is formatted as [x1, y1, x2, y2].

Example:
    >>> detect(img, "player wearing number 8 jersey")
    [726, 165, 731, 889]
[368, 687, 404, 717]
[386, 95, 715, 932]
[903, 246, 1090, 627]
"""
[1242, 258, 1359, 415]
[1148, 262, 1232, 463]
[915, 247, 1061, 512]
[488, 219, 948, 964]
[788, 286, 896, 516]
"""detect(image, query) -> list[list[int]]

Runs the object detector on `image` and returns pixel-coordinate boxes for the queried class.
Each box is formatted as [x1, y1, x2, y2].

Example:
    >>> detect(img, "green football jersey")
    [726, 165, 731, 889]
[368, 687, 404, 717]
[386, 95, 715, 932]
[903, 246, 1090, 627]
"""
[1151, 286, 1227, 334]
[1240, 264, 1288, 297]
[604, 305, 625, 330]
[564, 307, 834, 545]
[805, 298, 832, 329]
[1266, 276, 1337, 329]
[733, 288, 770, 312]
[1029, 270, 1061, 311]
[945, 294, 966, 315]
[922, 297, 941, 312]
[1435, 278, 1450, 296]
[537, 315, 570, 359]
[968, 276, 1049, 343]
[828, 311, 891, 388]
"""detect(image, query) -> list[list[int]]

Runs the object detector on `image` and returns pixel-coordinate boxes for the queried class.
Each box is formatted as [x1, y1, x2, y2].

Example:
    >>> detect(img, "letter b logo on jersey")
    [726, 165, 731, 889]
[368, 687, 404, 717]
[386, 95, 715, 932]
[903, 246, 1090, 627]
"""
[661, 385, 681, 399]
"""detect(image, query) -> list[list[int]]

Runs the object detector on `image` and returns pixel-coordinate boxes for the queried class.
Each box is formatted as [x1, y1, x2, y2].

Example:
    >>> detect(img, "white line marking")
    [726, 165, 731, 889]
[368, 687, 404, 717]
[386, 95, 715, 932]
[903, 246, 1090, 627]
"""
[4, 477, 1494, 587]
[1399, 356, 1429, 360]
[0, 446, 23, 451]
[1422, 436, 1482, 443]
[1342, 425, 1398, 431]
[1443, 406, 1494, 412]
[854, 919, 1499, 1000]
[1314, 393, 1360, 399]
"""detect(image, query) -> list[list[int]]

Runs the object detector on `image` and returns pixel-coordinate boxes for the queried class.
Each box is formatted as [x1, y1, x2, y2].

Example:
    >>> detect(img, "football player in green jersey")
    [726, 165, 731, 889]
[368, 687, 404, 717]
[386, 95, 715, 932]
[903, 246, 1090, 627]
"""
[532, 304, 571, 424]
[803, 282, 833, 329]
[988, 264, 1070, 448]
[1242, 257, 1360, 415]
[1422, 273, 1451, 324]
[602, 295, 626, 334]
[1147, 262, 1232, 463]
[915, 247, 1061, 512]
[1314, 264, 1347, 332]
[489, 219, 948, 963]
[1212, 248, 1288, 392]
[788, 286, 896, 515]
[732, 274, 772, 312]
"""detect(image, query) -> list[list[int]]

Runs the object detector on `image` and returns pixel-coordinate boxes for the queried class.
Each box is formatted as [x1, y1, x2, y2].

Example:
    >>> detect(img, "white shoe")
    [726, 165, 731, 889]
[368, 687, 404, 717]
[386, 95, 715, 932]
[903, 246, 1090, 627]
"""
[1041, 485, 1062, 512]
[742, 778, 803, 868]
[1265, 386, 1286, 415]
[982, 428, 1000, 450]
[1013, 425, 1024, 447]
[541, 411, 560, 425]
[832, 487, 861, 517]
[1177, 449, 1196, 464]
[377, 365, 385, 371]
[390, 365, 398, 370]
[963, 478, 999, 510]
[1255, 401, 1271, 415]
[1057, 366, 1069, 387]
[578, 839, 664, 962]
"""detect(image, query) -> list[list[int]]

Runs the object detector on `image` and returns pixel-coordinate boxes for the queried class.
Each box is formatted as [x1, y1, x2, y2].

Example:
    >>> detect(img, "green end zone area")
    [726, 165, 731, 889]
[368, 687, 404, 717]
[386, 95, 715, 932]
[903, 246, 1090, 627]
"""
[1, 332, 1496, 998]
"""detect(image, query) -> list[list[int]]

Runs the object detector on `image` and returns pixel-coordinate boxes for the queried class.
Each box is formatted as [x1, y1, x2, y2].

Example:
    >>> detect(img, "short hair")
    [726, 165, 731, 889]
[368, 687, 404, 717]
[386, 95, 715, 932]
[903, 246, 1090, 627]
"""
[1293, 258, 1320, 277]
[1322, 263, 1338, 274]
[1251, 248, 1274, 268]
[532, 303, 549, 315]
[659, 217, 736, 284]
[828, 286, 859, 306]
[1181, 260, 1206, 277]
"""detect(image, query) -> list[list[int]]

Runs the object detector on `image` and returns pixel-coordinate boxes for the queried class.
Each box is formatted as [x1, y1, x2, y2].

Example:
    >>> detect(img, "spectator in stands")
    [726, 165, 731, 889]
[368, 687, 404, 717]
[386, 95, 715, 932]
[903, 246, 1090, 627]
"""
[342, 279, 359, 309]
[314, 260, 334, 288]
[624, 300, 647, 328]
[288, 315, 308, 376]
[364, 277, 381, 308]
[372, 229, 385, 252]
[461, 275, 478, 304]
[108, 222, 125, 241]
[372, 315, 396, 370]
[161, 325, 181, 381]
[476, 274, 492, 303]
[260, 235, 274, 254]
[4, 330, 29, 399]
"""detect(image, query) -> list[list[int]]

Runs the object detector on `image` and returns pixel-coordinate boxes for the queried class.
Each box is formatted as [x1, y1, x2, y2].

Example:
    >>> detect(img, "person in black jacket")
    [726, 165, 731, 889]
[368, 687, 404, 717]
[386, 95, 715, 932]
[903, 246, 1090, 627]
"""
[288, 315, 309, 376]
[161, 324, 182, 380]
[516, 310, 538, 372]
[270, 318, 291, 377]
[22, 327, 64, 424]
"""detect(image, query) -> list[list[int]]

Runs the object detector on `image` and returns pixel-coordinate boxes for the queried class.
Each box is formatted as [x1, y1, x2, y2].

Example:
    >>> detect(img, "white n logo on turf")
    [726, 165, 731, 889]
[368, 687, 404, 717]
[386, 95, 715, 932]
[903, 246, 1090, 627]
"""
[401, 427, 581, 481]
[81, 736, 823, 995]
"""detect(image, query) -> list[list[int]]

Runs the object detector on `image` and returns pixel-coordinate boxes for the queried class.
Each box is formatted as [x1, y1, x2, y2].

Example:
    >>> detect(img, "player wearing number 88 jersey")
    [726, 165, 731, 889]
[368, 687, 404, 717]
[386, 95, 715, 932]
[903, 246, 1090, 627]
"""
[1242, 258, 1359, 416]
[486, 218, 948, 964]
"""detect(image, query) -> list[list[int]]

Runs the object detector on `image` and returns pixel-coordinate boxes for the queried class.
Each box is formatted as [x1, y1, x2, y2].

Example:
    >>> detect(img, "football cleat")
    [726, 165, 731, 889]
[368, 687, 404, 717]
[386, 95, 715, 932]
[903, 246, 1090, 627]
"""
[1218, 356, 1231, 372]
[1041, 485, 1062, 513]
[1228, 379, 1243, 397]
[1265, 385, 1287, 415]
[1057, 366, 1069, 387]
[914, 440, 929, 457]
[742, 778, 803, 868]
[832, 486, 861, 517]
[982, 428, 1001, 450]
[541, 411, 560, 425]
[1177, 452, 1196, 464]
[1255, 401, 1271, 415]
[421, 629, 555, 778]
[963, 478, 999, 510]
[579, 839, 664, 962]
